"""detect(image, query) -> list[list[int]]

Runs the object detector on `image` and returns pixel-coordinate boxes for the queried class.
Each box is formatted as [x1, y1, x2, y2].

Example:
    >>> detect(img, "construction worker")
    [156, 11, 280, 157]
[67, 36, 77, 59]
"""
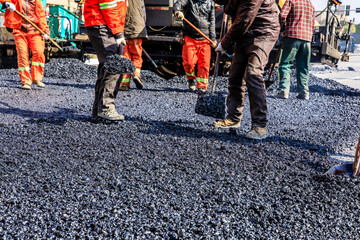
[276, 0, 315, 100]
[119, 0, 148, 91]
[173, 0, 216, 93]
[213, 0, 280, 140]
[84, 0, 127, 121]
[1, 0, 50, 90]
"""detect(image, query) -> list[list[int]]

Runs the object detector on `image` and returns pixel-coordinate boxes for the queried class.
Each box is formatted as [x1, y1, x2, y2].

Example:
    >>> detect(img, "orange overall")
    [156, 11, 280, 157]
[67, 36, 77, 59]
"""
[120, 38, 143, 88]
[0, 0, 49, 85]
[182, 35, 211, 90]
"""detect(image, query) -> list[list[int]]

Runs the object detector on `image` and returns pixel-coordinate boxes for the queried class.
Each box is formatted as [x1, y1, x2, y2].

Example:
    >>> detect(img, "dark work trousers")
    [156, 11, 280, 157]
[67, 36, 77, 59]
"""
[86, 25, 122, 117]
[226, 36, 277, 128]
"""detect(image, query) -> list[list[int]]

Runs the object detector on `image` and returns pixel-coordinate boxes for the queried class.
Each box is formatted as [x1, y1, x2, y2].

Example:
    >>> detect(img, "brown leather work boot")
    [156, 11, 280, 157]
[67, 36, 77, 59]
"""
[188, 79, 196, 91]
[245, 126, 267, 140]
[213, 118, 241, 129]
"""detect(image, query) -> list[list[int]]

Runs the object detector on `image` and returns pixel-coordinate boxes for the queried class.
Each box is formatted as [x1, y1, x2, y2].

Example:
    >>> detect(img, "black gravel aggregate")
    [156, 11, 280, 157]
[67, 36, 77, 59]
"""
[1, 59, 360, 239]
[104, 54, 136, 74]
[195, 92, 226, 119]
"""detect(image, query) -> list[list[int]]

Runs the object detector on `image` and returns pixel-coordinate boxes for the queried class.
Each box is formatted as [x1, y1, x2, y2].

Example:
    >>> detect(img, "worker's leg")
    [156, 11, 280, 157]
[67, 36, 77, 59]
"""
[245, 35, 278, 128]
[182, 36, 198, 81]
[226, 44, 248, 123]
[278, 37, 299, 95]
[86, 25, 122, 115]
[295, 40, 311, 97]
[196, 40, 211, 90]
[120, 41, 132, 88]
[128, 38, 144, 89]
[13, 30, 31, 86]
[29, 32, 46, 83]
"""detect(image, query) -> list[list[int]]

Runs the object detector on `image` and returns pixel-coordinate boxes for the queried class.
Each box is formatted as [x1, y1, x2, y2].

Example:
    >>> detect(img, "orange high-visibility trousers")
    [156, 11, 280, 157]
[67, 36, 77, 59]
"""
[121, 38, 143, 87]
[182, 35, 211, 90]
[13, 29, 45, 85]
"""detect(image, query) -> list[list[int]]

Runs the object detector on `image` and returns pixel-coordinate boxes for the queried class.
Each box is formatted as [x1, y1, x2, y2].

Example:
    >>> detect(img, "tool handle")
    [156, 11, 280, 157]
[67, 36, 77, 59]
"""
[353, 136, 360, 176]
[267, 40, 282, 82]
[142, 48, 159, 68]
[119, 45, 124, 56]
[183, 17, 216, 47]
[14, 9, 63, 52]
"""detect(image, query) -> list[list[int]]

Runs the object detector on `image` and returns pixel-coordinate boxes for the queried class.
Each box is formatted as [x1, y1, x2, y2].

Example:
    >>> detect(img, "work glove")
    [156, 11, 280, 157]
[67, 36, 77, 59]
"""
[43, 34, 50, 40]
[114, 32, 126, 46]
[215, 42, 226, 55]
[175, 11, 184, 20]
[4, 2, 16, 11]
[211, 40, 217, 48]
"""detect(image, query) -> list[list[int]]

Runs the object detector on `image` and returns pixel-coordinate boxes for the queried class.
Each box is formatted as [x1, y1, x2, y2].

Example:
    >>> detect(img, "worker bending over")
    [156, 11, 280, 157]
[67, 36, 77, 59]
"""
[276, 0, 315, 100]
[1, 0, 50, 90]
[119, 0, 148, 91]
[174, 0, 216, 93]
[84, 0, 127, 121]
[213, 0, 280, 140]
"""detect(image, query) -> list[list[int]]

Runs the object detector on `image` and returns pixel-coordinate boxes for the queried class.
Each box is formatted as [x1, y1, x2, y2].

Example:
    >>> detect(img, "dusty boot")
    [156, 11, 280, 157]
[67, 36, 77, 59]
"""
[97, 109, 125, 121]
[245, 126, 267, 140]
[133, 76, 144, 89]
[197, 88, 206, 95]
[119, 85, 130, 91]
[22, 83, 32, 90]
[296, 93, 309, 100]
[213, 118, 241, 128]
[188, 79, 196, 91]
[34, 81, 45, 88]
[275, 91, 288, 99]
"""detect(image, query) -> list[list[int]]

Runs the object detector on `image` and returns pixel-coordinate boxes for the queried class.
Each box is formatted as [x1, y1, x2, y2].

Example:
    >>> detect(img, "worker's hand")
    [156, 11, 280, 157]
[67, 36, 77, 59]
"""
[4, 2, 16, 11]
[211, 40, 217, 48]
[43, 34, 50, 40]
[215, 42, 226, 55]
[175, 11, 184, 20]
[114, 32, 126, 46]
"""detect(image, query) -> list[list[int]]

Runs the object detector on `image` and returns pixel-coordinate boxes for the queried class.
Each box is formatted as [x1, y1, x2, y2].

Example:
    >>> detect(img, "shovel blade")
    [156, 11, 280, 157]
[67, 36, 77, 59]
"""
[326, 163, 353, 176]
[156, 65, 177, 80]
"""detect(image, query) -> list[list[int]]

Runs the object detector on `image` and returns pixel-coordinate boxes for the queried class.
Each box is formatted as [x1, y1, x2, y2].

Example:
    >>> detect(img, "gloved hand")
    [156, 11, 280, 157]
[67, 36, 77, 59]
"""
[175, 11, 184, 20]
[215, 42, 226, 55]
[4, 2, 16, 11]
[114, 32, 126, 46]
[43, 34, 50, 40]
[211, 40, 217, 48]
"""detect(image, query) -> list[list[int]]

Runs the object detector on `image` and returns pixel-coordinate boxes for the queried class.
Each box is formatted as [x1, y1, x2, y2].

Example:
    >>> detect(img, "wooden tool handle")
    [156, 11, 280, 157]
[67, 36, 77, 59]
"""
[183, 17, 216, 47]
[14, 9, 63, 52]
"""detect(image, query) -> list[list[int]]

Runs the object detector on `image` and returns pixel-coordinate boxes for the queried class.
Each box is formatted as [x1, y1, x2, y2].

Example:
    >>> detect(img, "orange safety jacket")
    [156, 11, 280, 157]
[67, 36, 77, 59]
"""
[0, 0, 49, 33]
[84, 0, 127, 35]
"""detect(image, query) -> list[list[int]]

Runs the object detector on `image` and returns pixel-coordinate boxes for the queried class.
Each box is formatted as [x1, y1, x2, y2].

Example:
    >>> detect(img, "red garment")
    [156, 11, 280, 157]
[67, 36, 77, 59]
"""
[0, 0, 49, 34]
[182, 35, 211, 90]
[279, 0, 315, 42]
[84, 0, 127, 35]
[13, 29, 45, 84]
[121, 38, 143, 87]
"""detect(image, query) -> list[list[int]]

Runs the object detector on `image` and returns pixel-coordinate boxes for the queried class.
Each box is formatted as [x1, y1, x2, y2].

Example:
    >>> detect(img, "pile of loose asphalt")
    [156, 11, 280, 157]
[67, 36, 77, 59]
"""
[1, 58, 360, 239]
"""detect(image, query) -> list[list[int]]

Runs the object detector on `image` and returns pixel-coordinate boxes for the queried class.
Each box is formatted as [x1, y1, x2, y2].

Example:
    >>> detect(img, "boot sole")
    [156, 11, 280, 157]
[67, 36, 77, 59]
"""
[97, 114, 125, 121]
[213, 122, 241, 129]
[133, 78, 143, 89]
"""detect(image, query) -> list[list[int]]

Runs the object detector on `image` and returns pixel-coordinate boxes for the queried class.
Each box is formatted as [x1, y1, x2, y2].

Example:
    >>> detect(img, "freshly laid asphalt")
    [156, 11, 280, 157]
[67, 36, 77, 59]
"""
[0, 58, 360, 239]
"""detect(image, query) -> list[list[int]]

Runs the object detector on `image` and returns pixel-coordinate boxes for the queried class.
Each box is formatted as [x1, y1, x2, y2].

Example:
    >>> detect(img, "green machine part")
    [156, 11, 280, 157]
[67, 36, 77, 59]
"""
[48, 5, 79, 40]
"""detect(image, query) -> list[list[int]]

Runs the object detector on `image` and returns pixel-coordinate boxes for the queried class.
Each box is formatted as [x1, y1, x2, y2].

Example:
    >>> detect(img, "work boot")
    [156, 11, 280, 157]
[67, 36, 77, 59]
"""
[22, 83, 31, 90]
[213, 118, 241, 129]
[34, 80, 45, 88]
[197, 88, 206, 95]
[275, 91, 288, 99]
[133, 76, 143, 89]
[119, 86, 130, 91]
[296, 93, 309, 100]
[188, 79, 196, 91]
[245, 126, 267, 140]
[97, 109, 125, 121]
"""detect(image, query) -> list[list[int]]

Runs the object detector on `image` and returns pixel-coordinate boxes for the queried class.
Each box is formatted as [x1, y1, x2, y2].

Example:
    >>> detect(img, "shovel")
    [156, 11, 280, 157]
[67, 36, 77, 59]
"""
[194, 14, 228, 119]
[142, 48, 177, 80]
[14, 9, 63, 52]
[265, 40, 282, 89]
[326, 136, 360, 176]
